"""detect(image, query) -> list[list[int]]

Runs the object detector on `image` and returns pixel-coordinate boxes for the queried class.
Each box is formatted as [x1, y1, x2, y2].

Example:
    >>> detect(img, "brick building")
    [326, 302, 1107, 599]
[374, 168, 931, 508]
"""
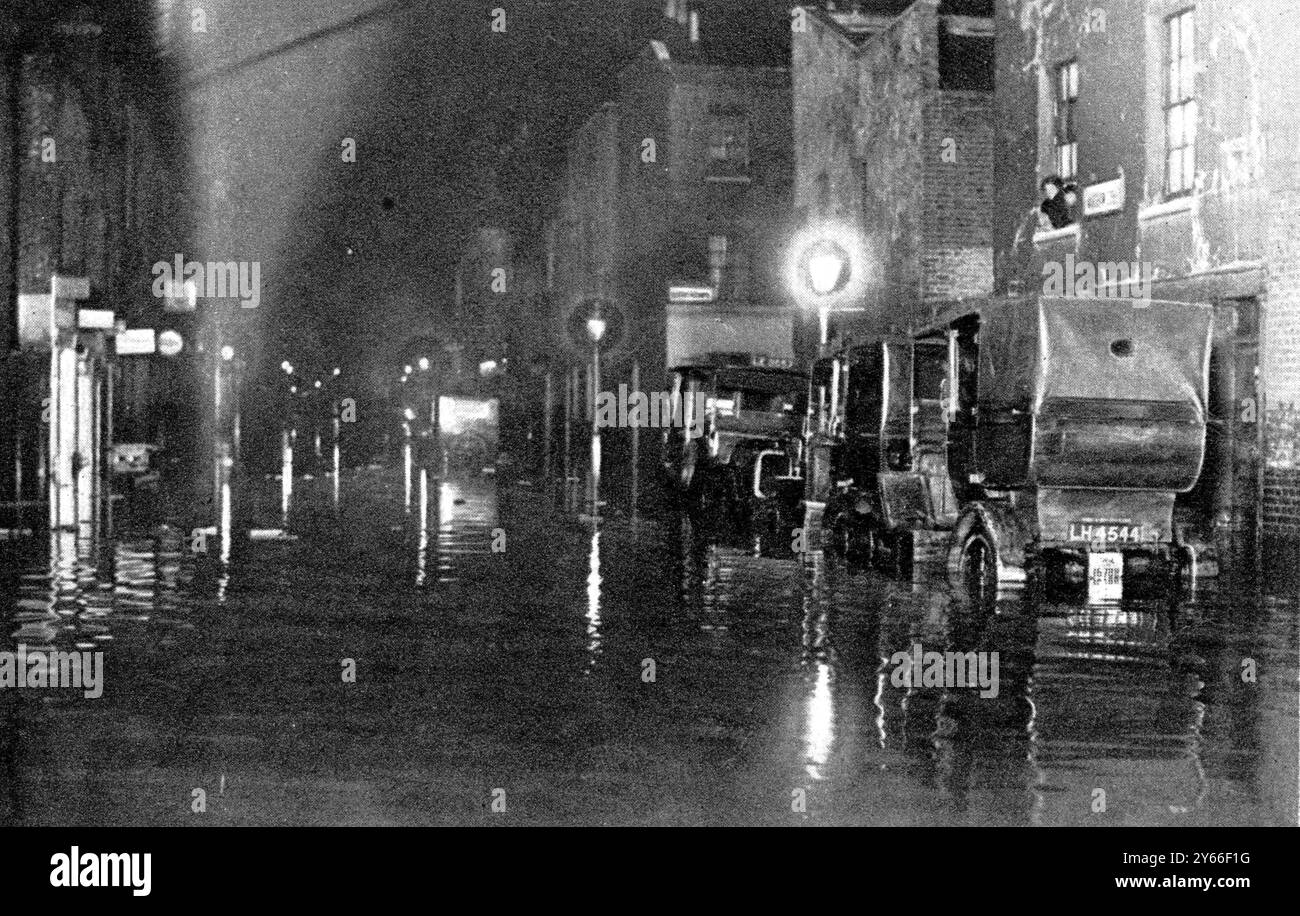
[993, 0, 1300, 538]
[1, 3, 189, 528]
[542, 2, 794, 507]
[791, 0, 995, 348]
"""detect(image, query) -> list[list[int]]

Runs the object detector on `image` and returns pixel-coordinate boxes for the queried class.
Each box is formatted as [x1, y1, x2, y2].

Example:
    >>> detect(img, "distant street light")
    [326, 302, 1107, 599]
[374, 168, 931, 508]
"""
[586, 315, 607, 344]
[479, 360, 498, 376]
[404, 365, 413, 376]
[220, 345, 235, 361]
[314, 380, 322, 389]
[281, 361, 294, 375]
[332, 367, 341, 377]
[418, 357, 430, 371]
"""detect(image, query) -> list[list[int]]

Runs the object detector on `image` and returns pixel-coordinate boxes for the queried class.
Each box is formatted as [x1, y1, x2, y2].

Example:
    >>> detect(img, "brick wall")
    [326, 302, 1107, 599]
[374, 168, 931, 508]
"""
[857, 1, 939, 327]
[922, 90, 994, 301]
[791, 15, 866, 226]
[1263, 186, 1300, 535]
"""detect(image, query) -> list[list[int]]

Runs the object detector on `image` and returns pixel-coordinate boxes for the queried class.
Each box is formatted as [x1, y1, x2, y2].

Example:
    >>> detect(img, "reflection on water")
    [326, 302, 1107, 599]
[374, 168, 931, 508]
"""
[585, 526, 602, 674]
[668, 520, 1296, 825]
[0, 470, 1294, 826]
[432, 478, 498, 584]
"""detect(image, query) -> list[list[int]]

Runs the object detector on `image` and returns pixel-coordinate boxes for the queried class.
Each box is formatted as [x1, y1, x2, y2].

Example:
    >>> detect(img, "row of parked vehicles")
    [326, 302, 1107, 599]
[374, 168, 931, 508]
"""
[660, 295, 1218, 596]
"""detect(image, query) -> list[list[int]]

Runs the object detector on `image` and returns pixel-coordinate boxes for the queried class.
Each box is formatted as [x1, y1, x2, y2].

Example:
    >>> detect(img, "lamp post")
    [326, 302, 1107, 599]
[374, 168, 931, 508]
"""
[798, 239, 851, 350]
[585, 310, 607, 519]
[797, 238, 852, 511]
[280, 360, 296, 526]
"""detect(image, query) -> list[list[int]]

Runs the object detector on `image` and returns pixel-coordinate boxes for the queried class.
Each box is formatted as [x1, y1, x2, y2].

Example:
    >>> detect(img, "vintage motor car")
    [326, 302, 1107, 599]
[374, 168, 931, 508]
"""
[110, 442, 162, 492]
[438, 394, 500, 475]
[819, 297, 1216, 594]
[660, 353, 806, 529]
[812, 332, 953, 573]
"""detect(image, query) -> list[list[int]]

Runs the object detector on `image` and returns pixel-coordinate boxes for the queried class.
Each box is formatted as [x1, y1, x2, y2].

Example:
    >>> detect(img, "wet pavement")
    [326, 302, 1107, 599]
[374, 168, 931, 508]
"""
[1, 469, 1297, 826]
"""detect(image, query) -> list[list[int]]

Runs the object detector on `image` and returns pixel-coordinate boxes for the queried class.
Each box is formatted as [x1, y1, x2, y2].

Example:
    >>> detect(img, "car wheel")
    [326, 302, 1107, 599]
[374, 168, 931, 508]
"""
[958, 527, 999, 604]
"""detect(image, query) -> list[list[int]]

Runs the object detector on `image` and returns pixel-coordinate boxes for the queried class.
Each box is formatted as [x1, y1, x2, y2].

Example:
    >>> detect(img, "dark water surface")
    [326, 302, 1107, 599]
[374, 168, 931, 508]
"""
[1, 470, 1296, 826]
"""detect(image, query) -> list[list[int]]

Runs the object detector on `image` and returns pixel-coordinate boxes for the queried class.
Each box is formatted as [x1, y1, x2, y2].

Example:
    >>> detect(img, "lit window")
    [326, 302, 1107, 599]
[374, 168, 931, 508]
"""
[708, 235, 727, 290]
[1054, 60, 1079, 181]
[708, 113, 749, 169]
[1165, 9, 1197, 196]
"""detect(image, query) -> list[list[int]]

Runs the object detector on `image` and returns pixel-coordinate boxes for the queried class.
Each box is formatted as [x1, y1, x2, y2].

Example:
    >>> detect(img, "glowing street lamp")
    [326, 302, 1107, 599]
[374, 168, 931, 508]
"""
[417, 356, 430, 372]
[281, 361, 294, 375]
[403, 364, 413, 376]
[798, 239, 851, 347]
[586, 308, 607, 518]
[802, 240, 850, 296]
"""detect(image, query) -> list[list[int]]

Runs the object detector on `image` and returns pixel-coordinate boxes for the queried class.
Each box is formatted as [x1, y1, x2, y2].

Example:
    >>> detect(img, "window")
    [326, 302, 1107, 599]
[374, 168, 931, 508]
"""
[708, 235, 727, 290]
[1165, 8, 1197, 195]
[707, 112, 749, 170]
[1054, 60, 1078, 181]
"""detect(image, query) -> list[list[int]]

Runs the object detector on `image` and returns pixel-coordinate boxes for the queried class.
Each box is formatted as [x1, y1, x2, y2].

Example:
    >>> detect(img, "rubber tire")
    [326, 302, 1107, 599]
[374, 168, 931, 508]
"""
[680, 440, 700, 493]
[958, 527, 999, 604]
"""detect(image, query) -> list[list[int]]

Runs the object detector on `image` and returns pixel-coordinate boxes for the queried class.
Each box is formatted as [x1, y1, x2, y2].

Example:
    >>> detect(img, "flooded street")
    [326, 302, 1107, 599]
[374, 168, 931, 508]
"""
[1, 472, 1295, 827]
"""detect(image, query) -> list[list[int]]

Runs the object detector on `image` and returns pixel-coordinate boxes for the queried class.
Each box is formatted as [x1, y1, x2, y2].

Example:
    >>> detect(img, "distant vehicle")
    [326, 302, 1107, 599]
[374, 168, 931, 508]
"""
[438, 394, 500, 475]
[110, 442, 161, 491]
[812, 297, 1216, 594]
[661, 353, 806, 529]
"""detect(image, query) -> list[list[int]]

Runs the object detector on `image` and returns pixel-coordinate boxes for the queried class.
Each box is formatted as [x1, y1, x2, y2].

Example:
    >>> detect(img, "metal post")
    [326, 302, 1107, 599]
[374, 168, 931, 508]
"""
[542, 369, 554, 483]
[590, 342, 601, 517]
[13, 430, 21, 533]
[332, 405, 341, 508]
[50, 324, 77, 531]
[563, 365, 574, 509]
[104, 358, 114, 538]
[75, 348, 93, 530]
[281, 425, 293, 526]
[1212, 305, 1236, 533]
[630, 360, 640, 519]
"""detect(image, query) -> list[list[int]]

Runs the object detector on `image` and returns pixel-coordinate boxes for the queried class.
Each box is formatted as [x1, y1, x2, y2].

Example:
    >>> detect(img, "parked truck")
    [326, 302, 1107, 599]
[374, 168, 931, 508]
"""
[816, 297, 1216, 596]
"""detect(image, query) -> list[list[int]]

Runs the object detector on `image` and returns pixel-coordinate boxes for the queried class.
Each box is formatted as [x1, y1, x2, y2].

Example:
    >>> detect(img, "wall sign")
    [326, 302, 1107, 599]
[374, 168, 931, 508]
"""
[1083, 176, 1125, 217]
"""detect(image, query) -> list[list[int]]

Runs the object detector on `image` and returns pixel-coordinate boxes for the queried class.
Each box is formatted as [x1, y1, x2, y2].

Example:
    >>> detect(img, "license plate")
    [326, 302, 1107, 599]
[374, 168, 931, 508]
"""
[1067, 522, 1148, 545]
[1088, 551, 1124, 600]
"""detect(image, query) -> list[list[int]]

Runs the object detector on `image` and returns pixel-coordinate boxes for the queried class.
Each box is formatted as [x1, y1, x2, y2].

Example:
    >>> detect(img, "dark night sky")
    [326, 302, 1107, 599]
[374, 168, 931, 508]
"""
[15, 0, 875, 378]
[157, 0, 796, 380]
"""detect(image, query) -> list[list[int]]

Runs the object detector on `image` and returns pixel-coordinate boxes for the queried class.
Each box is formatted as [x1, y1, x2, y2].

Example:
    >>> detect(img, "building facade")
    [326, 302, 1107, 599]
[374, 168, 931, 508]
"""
[1, 4, 189, 531]
[792, 0, 995, 347]
[994, 0, 1300, 538]
[543, 6, 795, 509]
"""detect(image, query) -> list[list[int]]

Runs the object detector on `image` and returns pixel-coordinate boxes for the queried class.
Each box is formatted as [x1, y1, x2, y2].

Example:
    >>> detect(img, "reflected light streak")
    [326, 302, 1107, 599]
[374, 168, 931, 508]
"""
[332, 440, 341, 507]
[403, 432, 412, 511]
[439, 480, 458, 530]
[281, 428, 294, 524]
[585, 527, 602, 672]
[805, 661, 834, 780]
[874, 670, 888, 748]
[219, 479, 232, 564]
[415, 469, 429, 586]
